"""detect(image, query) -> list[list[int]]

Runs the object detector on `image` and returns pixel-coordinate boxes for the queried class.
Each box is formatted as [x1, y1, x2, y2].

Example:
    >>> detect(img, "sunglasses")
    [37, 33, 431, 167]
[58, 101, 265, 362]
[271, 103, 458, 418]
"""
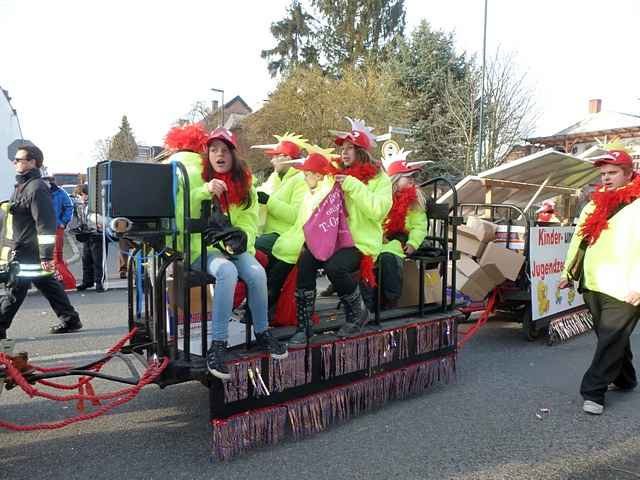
[13, 157, 31, 163]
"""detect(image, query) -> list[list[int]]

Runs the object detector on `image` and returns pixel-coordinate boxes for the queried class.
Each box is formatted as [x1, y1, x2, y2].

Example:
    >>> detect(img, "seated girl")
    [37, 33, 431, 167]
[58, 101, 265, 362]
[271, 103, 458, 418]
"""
[379, 153, 429, 309]
[197, 127, 288, 380]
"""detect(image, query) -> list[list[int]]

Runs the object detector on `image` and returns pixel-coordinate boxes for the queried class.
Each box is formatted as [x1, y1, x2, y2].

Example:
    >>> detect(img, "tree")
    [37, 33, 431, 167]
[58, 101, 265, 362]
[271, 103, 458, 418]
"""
[393, 20, 473, 178]
[241, 63, 409, 172]
[312, 0, 406, 71]
[92, 137, 112, 162]
[261, 0, 319, 78]
[476, 50, 537, 171]
[444, 49, 538, 174]
[107, 115, 138, 161]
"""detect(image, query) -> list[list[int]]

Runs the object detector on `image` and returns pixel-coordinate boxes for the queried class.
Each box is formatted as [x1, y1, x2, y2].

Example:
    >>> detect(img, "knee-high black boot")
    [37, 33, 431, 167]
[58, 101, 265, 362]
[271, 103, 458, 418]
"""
[289, 289, 316, 344]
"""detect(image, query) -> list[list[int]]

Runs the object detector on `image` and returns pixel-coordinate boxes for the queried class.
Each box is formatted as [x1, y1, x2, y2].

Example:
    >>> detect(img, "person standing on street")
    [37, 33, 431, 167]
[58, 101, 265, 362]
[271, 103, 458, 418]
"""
[560, 149, 640, 415]
[44, 176, 77, 290]
[75, 184, 107, 292]
[0, 145, 82, 339]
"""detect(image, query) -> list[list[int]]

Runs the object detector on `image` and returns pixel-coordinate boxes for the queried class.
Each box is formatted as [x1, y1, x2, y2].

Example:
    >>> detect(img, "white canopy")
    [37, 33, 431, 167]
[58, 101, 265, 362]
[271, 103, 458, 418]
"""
[437, 148, 599, 208]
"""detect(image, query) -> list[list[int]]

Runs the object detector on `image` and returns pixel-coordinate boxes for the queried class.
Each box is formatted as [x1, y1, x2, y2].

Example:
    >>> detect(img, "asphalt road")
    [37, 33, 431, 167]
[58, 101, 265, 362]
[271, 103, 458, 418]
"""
[3, 289, 640, 480]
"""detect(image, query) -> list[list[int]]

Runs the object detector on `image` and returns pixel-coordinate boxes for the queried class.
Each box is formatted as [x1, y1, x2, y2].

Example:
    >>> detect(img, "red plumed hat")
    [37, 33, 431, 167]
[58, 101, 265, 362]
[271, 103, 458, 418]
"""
[164, 123, 208, 153]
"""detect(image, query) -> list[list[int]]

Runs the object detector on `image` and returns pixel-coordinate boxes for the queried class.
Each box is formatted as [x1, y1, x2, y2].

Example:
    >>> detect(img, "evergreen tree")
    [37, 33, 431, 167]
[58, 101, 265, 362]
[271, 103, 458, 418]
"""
[261, 0, 319, 78]
[393, 21, 473, 177]
[312, 0, 406, 71]
[107, 115, 138, 161]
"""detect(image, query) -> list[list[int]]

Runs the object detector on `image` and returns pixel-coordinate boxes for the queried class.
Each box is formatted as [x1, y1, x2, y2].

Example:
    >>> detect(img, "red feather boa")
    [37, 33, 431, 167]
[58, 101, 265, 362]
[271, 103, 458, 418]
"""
[580, 175, 640, 245]
[200, 167, 252, 212]
[341, 161, 379, 184]
[384, 186, 418, 238]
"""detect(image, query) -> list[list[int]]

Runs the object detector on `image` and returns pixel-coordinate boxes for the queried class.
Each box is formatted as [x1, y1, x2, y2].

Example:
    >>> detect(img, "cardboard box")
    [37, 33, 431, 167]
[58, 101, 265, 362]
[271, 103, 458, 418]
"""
[397, 261, 443, 308]
[449, 225, 487, 258]
[457, 272, 492, 301]
[466, 216, 498, 243]
[166, 279, 213, 322]
[456, 255, 494, 290]
[479, 241, 525, 281]
[482, 263, 506, 286]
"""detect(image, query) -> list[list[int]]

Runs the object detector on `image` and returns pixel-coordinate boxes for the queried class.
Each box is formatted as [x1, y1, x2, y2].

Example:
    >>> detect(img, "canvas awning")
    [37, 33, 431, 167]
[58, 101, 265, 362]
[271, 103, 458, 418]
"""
[437, 148, 599, 208]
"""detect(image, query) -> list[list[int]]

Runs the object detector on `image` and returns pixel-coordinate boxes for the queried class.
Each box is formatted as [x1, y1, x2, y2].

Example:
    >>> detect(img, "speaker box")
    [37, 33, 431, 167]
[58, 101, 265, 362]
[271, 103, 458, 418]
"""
[88, 161, 174, 218]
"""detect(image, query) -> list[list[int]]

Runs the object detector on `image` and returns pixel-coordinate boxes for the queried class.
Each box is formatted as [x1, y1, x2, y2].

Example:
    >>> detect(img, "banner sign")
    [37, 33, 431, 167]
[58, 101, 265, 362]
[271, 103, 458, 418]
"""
[529, 226, 585, 321]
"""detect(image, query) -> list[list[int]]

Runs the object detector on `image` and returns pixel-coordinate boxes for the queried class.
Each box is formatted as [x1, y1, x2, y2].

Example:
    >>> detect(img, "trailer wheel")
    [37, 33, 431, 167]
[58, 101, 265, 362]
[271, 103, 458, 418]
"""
[522, 305, 542, 341]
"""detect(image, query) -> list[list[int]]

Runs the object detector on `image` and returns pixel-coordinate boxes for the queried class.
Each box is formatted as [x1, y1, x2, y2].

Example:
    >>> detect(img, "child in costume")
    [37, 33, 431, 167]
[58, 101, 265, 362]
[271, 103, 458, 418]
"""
[252, 134, 310, 312]
[164, 124, 287, 380]
[253, 133, 310, 255]
[378, 150, 429, 309]
[296, 118, 392, 337]
[268, 151, 337, 342]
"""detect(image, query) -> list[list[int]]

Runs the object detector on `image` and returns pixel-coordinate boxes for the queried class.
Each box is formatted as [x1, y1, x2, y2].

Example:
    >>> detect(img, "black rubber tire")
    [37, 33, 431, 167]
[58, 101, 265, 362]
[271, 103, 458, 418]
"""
[522, 304, 542, 341]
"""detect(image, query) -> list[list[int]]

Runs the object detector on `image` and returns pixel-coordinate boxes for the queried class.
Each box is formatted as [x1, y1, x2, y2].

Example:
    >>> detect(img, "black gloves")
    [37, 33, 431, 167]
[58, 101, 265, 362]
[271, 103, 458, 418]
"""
[257, 191, 270, 205]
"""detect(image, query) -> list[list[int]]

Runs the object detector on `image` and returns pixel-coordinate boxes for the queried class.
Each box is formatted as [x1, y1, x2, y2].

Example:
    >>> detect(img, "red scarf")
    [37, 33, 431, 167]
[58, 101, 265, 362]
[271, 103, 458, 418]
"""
[209, 171, 252, 212]
[341, 161, 379, 184]
[580, 175, 640, 245]
[384, 186, 418, 238]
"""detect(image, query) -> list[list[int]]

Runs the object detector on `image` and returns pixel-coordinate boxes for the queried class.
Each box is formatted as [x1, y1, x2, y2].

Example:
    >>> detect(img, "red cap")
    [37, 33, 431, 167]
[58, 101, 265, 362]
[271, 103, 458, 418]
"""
[386, 160, 425, 177]
[335, 131, 371, 151]
[292, 153, 337, 175]
[266, 140, 302, 159]
[592, 149, 633, 167]
[207, 127, 237, 150]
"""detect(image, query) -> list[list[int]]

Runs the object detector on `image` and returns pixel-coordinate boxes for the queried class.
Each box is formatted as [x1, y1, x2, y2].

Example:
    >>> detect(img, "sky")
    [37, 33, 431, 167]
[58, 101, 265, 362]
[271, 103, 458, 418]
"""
[1, 0, 639, 174]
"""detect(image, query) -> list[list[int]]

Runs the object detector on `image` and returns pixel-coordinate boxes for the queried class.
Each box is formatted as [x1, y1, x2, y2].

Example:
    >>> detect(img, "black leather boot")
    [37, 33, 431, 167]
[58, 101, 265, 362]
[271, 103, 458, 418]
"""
[289, 289, 315, 344]
[336, 286, 370, 337]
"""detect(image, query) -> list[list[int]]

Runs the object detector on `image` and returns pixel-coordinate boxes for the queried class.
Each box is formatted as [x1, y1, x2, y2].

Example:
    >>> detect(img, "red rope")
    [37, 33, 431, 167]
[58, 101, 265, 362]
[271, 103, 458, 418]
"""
[0, 355, 168, 431]
[32, 328, 138, 391]
[457, 289, 499, 349]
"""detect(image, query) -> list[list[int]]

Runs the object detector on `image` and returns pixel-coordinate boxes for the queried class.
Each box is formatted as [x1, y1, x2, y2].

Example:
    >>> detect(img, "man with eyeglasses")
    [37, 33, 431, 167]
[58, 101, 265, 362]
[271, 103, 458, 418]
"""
[0, 144, 82, 339]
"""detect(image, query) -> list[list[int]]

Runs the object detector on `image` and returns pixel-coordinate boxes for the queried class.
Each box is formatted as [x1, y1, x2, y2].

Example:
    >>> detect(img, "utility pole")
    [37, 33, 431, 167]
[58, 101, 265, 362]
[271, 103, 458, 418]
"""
[478, 0, 488, 169]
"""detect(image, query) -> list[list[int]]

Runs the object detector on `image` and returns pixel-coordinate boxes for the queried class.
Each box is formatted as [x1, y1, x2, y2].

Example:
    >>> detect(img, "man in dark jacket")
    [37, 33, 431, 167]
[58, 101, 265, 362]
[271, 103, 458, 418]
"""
[0, 145, 82, 339]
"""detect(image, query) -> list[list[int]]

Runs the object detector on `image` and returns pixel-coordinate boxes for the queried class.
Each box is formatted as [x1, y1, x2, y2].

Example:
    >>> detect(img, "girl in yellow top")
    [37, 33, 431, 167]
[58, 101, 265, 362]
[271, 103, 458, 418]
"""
[378, 155, 429, 309]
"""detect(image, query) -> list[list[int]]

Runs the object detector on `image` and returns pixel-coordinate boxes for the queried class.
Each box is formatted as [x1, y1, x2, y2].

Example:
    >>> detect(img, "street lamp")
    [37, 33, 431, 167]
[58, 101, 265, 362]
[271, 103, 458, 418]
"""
[211, 88, 225, 127]
[477, 0, 488, 169]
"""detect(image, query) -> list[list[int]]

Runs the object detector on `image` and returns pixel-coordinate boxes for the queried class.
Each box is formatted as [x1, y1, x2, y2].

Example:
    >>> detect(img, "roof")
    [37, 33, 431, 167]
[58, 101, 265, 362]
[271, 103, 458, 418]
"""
[224, 95, 252, 113]
[224, 112, 249, 130]
[437, 148, 600, 207]
[553, 111, 640, 136]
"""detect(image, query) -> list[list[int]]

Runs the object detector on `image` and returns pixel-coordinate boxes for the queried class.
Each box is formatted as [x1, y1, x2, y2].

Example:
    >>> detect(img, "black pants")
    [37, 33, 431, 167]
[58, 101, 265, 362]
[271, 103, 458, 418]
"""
[255, 232, 279, 260]
[581, 290, 640, 404]
[0, 276, 80, 332]
[378, 252, 404, 305]
[267, 259, 295, 308]
[82, 235, 107, 285]
[297, 247, 362, 296]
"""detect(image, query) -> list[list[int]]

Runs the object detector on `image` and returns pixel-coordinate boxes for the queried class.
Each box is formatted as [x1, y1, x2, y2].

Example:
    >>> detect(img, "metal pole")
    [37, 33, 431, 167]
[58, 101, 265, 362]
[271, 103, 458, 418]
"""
[478, 0, 488, 170]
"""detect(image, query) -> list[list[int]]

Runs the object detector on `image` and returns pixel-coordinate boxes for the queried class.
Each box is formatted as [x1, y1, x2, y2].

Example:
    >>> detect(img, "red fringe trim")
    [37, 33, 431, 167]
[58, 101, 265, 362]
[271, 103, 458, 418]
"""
[580, 176, 640, 245]
[211, 353, 456, 461]
[384, 186, 418, 238]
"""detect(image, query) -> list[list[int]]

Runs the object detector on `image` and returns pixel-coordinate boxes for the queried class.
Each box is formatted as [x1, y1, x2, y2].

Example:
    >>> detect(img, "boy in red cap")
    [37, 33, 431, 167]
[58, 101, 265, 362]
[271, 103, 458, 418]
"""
[560, 148, 640, 415]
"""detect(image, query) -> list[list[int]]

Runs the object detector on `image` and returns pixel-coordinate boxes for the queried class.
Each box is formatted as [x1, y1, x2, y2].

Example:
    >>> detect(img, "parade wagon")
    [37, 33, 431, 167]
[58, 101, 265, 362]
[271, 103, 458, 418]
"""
[438, 148, 600, 343]
[0, 160, 464, 461]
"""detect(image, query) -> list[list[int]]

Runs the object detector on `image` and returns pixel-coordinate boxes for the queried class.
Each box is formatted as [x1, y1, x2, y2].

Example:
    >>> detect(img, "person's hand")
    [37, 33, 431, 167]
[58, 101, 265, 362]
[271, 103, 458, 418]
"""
[41, 260, 56, 273]
[257, 191, 270, 205]
[558, 278, 572, 289]
[404, 244, 416, 255]
[624, 290, 640, 306]
[334, 174, 347, 184]
[207, 179, 227, 198]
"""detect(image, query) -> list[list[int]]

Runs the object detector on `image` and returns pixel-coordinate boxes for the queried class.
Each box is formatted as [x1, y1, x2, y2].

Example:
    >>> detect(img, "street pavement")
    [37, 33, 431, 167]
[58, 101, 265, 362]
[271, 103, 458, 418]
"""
[3, 288, 640, 479]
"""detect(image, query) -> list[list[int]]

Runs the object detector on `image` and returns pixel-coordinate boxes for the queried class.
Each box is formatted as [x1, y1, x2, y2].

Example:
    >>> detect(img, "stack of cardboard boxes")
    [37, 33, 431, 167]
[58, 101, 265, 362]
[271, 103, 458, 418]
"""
[449, 217, 526, 301]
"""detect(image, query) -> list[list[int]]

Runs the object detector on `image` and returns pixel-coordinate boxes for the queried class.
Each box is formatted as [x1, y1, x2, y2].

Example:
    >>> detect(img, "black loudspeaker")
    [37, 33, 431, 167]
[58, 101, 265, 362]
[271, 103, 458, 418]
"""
[88, 161, 174, 218]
